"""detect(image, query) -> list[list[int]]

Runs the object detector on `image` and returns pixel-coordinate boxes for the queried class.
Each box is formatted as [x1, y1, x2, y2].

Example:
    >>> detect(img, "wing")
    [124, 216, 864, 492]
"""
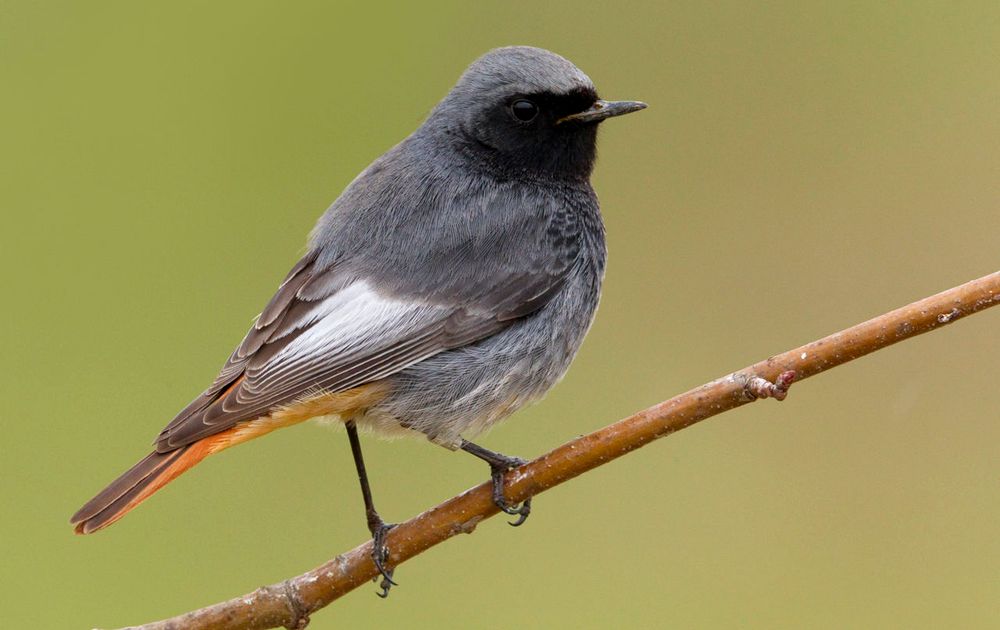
[154, 251, 568, 452]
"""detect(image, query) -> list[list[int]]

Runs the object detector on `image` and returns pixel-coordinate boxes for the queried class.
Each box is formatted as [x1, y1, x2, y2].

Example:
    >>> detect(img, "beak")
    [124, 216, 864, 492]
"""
[557, 99, 647, 125]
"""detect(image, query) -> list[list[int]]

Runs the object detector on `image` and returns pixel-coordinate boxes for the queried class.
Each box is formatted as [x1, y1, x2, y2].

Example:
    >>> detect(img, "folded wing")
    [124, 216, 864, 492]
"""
[155, 251, 567, 451]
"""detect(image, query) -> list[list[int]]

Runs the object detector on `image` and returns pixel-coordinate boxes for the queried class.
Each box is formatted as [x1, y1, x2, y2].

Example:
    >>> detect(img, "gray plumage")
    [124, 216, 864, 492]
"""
[72, 46, 644, 534]
[159, 46, 620, 449]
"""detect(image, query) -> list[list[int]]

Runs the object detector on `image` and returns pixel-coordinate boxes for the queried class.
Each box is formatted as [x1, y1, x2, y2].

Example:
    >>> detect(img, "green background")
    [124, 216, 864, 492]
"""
[2, 2, 999, 628]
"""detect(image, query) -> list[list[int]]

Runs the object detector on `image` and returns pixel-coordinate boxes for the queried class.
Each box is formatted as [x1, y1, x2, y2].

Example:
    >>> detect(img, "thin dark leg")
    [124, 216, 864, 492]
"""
[460, 440, 532, 526]
[345, 420, 397, 597]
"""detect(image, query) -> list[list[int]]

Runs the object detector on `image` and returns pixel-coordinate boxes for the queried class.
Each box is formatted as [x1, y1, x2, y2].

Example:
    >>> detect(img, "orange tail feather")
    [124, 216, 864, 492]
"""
[70, 438, 219, 534]
[71, 384, 390, 534]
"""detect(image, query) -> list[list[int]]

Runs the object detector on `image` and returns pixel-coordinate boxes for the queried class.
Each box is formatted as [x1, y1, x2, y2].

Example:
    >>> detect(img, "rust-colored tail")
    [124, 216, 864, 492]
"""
[71, 442, 212, 534]
[71, 386, 389, 534]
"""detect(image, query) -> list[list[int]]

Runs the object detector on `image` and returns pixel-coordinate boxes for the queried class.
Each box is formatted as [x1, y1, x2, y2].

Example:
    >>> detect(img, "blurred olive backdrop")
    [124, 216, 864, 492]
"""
[3, 2, 999, 628]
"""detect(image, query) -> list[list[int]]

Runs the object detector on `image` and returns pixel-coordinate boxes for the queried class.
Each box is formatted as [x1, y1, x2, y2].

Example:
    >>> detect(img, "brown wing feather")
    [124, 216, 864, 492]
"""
[156, 253, 319, 439]
[154, 253, 568, 453]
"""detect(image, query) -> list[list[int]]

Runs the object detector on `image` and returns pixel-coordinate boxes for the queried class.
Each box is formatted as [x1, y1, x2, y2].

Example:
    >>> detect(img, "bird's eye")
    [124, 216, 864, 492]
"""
[510, 99, 539, 122]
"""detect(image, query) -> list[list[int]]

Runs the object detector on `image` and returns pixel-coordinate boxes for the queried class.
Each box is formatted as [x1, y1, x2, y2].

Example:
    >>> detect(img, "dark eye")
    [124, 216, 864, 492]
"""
[510, 99, 539, 122]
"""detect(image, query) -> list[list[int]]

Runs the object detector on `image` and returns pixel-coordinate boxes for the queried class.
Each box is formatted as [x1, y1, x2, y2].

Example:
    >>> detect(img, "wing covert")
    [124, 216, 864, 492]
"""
[155, 252, 570, 452]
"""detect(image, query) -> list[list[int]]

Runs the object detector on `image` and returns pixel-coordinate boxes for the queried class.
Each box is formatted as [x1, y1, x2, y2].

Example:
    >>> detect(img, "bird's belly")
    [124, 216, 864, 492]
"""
[359, 268, 601, 449]
[358, 349, 567, 449]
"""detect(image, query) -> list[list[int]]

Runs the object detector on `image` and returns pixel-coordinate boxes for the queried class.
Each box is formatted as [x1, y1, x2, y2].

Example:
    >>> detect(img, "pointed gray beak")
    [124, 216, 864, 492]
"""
[556, 99, 647, 125]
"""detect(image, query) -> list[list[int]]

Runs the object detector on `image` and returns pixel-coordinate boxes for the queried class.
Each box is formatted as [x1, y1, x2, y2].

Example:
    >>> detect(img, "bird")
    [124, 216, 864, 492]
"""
[70, 45, 645, 595]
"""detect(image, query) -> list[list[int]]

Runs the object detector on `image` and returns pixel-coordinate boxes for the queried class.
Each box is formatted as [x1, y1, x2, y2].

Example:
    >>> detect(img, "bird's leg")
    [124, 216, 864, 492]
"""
[345, 420, 397, 598]
[460, 440, 532, 526]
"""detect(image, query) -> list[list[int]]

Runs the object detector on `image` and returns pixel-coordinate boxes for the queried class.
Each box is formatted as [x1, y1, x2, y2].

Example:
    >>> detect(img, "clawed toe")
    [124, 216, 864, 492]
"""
[489, 458, 532, 526]
[371, 522, 397, 597]
[461, 440, 535, 527]
[497, 494, 532, 526]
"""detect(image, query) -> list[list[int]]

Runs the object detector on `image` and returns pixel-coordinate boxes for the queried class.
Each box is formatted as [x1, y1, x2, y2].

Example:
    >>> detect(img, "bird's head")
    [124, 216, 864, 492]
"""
[426, 46, 646, 180]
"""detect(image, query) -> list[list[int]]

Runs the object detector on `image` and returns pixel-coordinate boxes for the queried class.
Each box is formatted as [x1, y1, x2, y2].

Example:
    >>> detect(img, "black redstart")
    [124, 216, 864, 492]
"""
[71, 45, 646, 594]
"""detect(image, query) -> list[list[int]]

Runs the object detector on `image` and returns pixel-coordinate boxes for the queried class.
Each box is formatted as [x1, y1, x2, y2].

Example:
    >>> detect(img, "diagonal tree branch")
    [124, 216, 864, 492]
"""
[118, 271, 1000, 630]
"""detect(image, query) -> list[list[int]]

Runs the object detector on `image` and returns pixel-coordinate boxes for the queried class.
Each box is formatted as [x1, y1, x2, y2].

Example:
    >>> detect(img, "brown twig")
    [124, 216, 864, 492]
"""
[118, 271, 1000, 630]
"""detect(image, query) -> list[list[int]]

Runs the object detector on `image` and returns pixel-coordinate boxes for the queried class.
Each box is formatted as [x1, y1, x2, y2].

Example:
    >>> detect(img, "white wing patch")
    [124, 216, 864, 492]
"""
[240, 281, 451, 405]
[272, 281, 445, 367]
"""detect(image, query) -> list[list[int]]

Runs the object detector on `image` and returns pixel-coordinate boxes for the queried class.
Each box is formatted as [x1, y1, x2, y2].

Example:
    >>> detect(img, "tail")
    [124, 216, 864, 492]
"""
[70, 442, 211, 534]
[70, 385, 388, 534]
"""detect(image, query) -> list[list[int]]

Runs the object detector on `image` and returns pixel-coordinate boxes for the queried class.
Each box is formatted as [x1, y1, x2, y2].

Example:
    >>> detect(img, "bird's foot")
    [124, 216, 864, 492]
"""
[488, 455, 532, 526]
[460, 441, 533, 526]
[369, 520, 397, 598]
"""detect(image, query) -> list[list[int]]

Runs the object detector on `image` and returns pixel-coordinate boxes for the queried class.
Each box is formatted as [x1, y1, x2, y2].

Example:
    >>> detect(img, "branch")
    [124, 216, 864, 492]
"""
[119, 271, 1000, 630]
